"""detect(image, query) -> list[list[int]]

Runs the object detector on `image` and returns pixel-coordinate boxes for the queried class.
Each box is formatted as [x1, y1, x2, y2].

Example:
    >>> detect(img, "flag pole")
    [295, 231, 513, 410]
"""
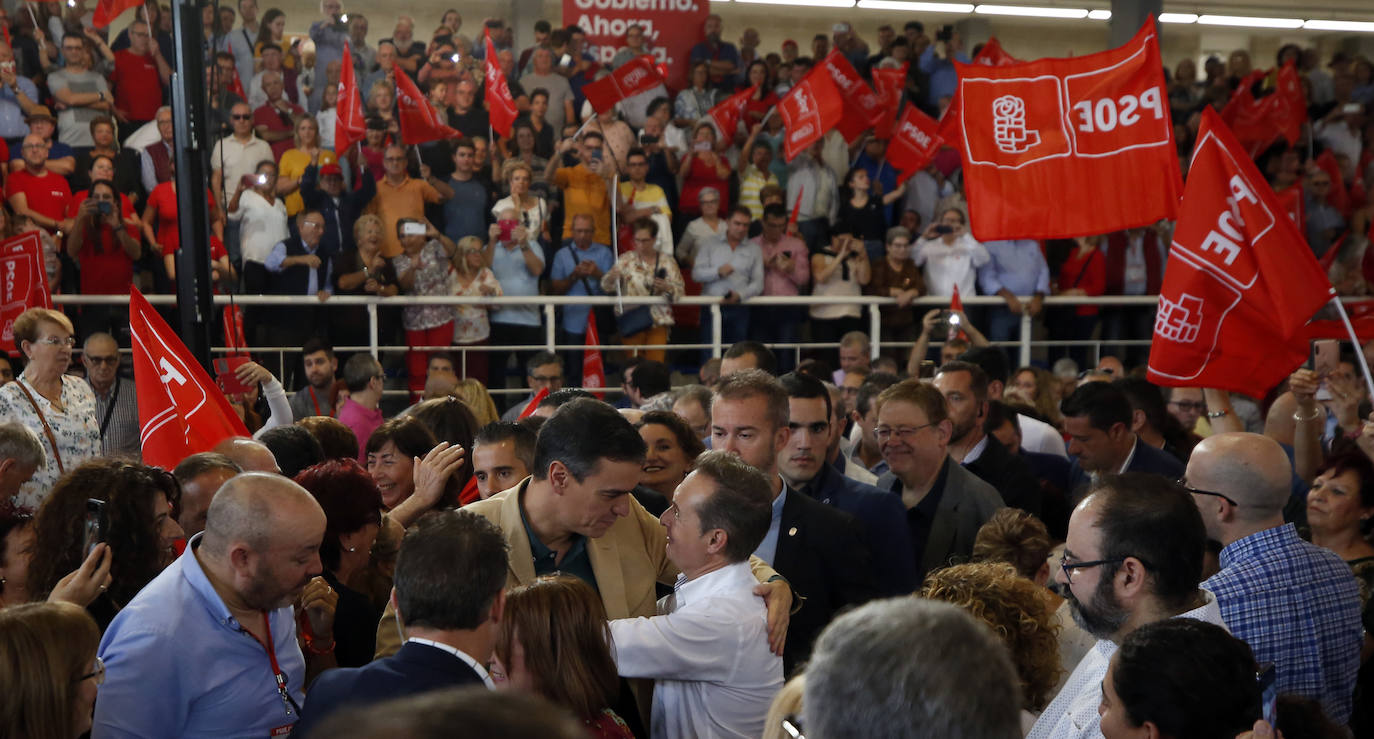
[26, 4, 44, 53]
[1331, 297, 1374, 401]
[611, 172, 619, 254]
[760, 106, 776, 128]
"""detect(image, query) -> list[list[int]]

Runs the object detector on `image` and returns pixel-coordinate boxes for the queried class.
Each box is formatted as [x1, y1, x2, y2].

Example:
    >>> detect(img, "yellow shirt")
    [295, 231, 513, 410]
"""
[366, 176, 444, 257]
[277, 148, 337, 216]
[554, 164, 612, 246]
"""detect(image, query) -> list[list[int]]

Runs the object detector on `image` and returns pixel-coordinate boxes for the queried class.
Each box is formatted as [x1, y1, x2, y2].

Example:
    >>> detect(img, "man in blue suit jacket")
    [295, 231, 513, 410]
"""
[294, 510, 508, 737]
[779, 372, 917, 595]
[1062, 382, 1185, 504]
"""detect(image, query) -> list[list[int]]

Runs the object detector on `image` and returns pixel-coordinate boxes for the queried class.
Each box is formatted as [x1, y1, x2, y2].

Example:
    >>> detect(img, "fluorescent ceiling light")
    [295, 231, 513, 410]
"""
[1303, 19, 1374, 32]
[1197, 14, 1303, 29]
[733, 0, 855, 6]
[1087, 9, 1110, 19]
[855, 0, 975, 10]
[975, 4, 1088, 18]
[1157, 13, 1198, 23]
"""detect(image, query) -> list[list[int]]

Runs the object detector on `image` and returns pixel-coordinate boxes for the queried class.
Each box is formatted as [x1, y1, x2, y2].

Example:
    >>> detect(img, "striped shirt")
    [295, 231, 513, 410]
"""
[90, 377, 141, 460]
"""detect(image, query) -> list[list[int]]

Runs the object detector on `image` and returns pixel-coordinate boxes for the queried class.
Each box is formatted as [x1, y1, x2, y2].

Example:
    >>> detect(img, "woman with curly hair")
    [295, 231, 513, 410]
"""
[919, 561, 1062, 726]
[0, 601, 102, 738]
[493, 576, 635, 739]
[1009, 366, 1064, 428]
[27, 460, 185, 629]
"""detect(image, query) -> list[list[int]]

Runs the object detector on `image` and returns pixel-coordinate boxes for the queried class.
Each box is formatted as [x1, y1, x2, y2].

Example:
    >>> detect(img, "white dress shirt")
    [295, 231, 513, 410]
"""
[610, 561, 783, 739]
[1029, 589, 1226, 739]
[913, 233, 991, 297]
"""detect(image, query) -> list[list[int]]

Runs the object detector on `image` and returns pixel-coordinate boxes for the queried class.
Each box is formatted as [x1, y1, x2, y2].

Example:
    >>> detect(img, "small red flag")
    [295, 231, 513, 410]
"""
[777, 65, 844, 161]
[788, 185, 804, 226]
[335, 42, 367, 154]
[949, 284, 969, 341]
[582, 312, 606, 399]
[583, 55, 664, 115]
[1315, 150, 1350, 216]
[484, 31, 519, 139]
[92, 0, 141, 28]
[887, 104, 944, 183]
[517, 386, 550, 420]
[707, 84, 756, 143]
[871, 64, 907, 139]
[394, 66, 459, 146]
[0, 232, 52, 354]
[130, 287, 251, 469]
[221, 305, 249, 358]
[1147, 108, 1334, 398]
[1221, 64, 1307, 158]
[821, 51, 885, 143]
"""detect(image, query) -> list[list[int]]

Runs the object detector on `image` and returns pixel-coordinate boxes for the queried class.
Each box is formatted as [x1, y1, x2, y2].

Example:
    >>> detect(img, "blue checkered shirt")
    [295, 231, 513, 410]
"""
[1203, 523, 1363, 724]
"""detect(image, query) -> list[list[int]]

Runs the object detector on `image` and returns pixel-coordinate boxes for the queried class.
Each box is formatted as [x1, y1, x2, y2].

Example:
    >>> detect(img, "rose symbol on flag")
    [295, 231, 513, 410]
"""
[1155, 293, 1203, 344]
[992, 95, 1040, 154]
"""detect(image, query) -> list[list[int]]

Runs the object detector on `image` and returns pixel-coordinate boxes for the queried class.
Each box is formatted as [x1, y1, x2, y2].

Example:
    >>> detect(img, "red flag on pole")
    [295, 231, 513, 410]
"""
[1220, 64, 1307, 158]
[707, 84, 756, 143]
[953, 22, 1180, 241]
[777, 65, 844, 161]
[582, 55, 664, 115]
[949, 284, 969, 340]
[1146, 108, 1334, 398]
[335, 42, 367, 154]
[788, 185, 804, 226]
[221, 305, 249, 358]
[0, 232, 52, 354]
[394, 67, 459, 146]
[887, 104, 945, 183]
[92, 0, 141, 28]
[517, 386, 550, 420]
[130, 288, 251, 469]
[936, 37, 1022, 147]
[484, 31, 519, 139]
[582, 312, 606, 399]
[821, 51, 885, 143]
[871, 64, 907, 139]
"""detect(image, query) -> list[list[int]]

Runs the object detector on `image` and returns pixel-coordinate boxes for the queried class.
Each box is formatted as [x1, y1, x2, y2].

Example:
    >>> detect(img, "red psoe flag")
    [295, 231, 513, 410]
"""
[394, 68, 460, 146]
[871, 64, 908, 139]
[582, 55, 664, 115]
[582, 313, 606, 399]
[777, 66, 844, 161]
[130, 288, 250, 469]
[821, 51, 885, 143]
[936, 37, 1022, 147]
[1220, 64, 1307, 157]
[0, 232, 52, 353]
[887, 104, 944, 183]
[1146, 108, 1334, 398]
[708, 84, 756, 143]
[485, 31, 519, 139]
[953, 21, 1180, 240]
[92, 0, 141, 28]
[335, 43, 367, 154]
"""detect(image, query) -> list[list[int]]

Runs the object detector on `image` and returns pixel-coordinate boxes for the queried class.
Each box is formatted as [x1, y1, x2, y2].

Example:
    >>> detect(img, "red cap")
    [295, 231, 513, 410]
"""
[319, 163, 343, 177]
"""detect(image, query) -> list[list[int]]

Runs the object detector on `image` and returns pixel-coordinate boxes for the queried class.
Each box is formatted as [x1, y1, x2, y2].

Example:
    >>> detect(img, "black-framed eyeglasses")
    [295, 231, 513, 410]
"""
[1059, 554, 1126, 585]
[1178, 479, 1239, 507]
[1168, 400, 1206, 412]
[75, 656, 105, 685]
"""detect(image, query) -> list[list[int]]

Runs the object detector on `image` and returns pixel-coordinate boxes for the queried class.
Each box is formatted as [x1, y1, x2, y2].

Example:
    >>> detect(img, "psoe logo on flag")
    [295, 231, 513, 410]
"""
[961, 76, 1069, 169]
[1155, 292, 1203, 343]
[899, 120, 933, 148]
[789, 123, 815, 143]
[1150, 250, 1244, 381]
[622, 66, 649, 87]
[992, 95, 1040, 154]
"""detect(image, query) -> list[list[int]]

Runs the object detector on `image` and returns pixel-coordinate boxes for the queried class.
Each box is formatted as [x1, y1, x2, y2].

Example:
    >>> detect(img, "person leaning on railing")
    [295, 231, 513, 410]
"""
[601, 217, 684, 363]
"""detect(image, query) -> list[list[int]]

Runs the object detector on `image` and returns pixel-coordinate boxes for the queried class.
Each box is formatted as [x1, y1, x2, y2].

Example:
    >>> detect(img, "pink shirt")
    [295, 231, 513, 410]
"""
[753, 235, 810, 296]
[338, 396, 384, 463]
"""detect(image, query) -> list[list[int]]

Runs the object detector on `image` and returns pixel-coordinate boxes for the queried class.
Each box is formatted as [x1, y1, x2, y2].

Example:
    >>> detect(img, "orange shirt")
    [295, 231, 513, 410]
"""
[366, 176, 443, 257]
[553, 164, 612, 246]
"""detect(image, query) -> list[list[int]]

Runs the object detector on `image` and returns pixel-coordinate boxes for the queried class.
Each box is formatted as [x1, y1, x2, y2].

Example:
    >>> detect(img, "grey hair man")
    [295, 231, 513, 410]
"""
[0, 422, 44, 502]
[804, 597, 1022, 739]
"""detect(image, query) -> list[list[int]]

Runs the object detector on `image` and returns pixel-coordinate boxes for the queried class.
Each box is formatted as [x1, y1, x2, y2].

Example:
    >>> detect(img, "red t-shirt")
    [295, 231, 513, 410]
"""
[65, 190, 140, 295]
[67, 190, 139, 240]
[112, 49, 163, 121]
[147, 182, 218, 255]
[6, 169, 72, 228]
[253, 102, 304, 161]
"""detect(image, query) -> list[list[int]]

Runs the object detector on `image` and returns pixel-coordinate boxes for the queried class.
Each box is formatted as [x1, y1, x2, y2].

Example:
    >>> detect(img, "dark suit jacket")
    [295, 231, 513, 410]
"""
[878, 457, 1006, 580]
[1024, 449, 1074, 540]
[300, 164, 378, 256]
[1067, 436, 1186, 503]
[773, 486, 879, 676]
[803, 461, 917, 595]
[295, 641, 484, 738]
[964, 434, 1043, 517]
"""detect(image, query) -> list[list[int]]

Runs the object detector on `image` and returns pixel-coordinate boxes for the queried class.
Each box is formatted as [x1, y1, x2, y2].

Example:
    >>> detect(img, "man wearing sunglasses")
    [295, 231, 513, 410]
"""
[81, 333, 138, 458]
[1187, 432, 1362, 725]
[1029, 473, 1221, 739]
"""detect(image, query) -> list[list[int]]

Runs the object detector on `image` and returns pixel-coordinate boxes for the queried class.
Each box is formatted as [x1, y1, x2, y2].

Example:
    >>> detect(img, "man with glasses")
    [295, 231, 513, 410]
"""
[81, 332, 138, 458]
[211, 101, 273, 266]
[618, 148, 671, 254]
[499, 351, 564, 421]
[1186, 432, 1362, 725]
[48, 35, 112, 149]
[1029, 473, 1223, 739]
[111, 20, 170, 138]
[872, 378, 1002, 580]
[692, 207, 764, 354]
[0, 41, 42, 151]
[1164, 386, 1206, 434]
[6, 133, 73, 236]
[1061, 381, 1184, 503]
[264, 210, 334, 387]
[551, 213, 614, 373]
[368, 144, 453, 257]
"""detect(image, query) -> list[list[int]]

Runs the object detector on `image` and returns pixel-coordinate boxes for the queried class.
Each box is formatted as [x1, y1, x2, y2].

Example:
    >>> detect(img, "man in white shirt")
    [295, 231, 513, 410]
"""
[1029, 474, 1225, 739]
[211, 101, 274, 265]
[610, 450, 783, 739]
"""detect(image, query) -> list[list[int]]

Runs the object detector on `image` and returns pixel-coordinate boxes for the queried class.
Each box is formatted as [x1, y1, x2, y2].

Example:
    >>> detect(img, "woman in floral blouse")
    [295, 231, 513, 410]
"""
[601, 217, 684, 362]
[0, 309, 100, 509]
[394, 218, 459, 400]
[452, 236, 503, 387]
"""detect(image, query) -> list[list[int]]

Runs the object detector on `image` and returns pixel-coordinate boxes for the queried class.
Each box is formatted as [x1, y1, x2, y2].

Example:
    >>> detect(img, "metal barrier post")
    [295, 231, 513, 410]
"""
[544, 304, 557, 351]
[711, 304, 723, 359]
[1019, 311, 1032, 368]
[367, 303, 379, 359]
[868, 304, 882, 360]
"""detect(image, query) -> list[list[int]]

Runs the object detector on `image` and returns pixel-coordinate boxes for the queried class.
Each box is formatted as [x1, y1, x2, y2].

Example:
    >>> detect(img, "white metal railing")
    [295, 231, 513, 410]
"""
[51, 292, 1171, 368]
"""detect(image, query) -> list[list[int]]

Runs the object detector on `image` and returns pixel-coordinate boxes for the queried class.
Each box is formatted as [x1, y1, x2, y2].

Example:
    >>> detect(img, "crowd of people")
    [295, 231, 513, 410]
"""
[1, 3, 1374, 738]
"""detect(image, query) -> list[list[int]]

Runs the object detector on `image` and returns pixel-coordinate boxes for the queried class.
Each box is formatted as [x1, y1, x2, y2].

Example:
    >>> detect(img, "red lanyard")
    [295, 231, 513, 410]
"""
[308, 386, 324, 417]
[243, 612, 301, 719]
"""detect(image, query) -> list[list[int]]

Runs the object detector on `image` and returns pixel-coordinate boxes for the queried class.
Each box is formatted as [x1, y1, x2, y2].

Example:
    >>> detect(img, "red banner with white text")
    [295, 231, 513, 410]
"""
[821, 51, 884, 143]
[395, 69, 460, 146]
[485, 32, 519, 139]
[563, 0, 706, 91]
[887, 104, 945, 182]
[777, 65, 844, 161]
[1, 232, 51, 353]
[953, 22, 1181, 240]
[583, 55, 665, 114]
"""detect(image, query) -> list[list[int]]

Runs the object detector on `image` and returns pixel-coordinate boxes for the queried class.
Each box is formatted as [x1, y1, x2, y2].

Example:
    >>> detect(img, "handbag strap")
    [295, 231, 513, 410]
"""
[13, 378, 65, 475]
[99, 379, 120, 438]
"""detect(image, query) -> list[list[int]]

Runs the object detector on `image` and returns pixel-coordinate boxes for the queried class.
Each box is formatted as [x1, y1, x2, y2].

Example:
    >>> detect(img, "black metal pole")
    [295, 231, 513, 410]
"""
[170, 0, 214, 367]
